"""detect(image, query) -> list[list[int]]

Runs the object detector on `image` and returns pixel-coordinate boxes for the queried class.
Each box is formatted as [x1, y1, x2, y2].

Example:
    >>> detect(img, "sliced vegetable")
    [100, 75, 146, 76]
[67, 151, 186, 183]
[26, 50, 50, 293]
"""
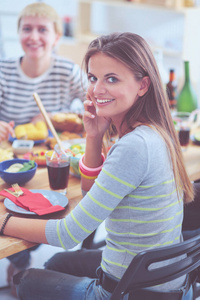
[18, 160, 35, 172]
[70, 143, 86, 156]
[6, 163, 24, 173]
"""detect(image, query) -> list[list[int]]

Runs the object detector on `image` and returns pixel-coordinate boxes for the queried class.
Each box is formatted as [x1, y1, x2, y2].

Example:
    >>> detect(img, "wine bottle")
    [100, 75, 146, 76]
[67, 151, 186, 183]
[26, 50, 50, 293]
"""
[177, 61, 198, 113]
[166, 69, 177, 111]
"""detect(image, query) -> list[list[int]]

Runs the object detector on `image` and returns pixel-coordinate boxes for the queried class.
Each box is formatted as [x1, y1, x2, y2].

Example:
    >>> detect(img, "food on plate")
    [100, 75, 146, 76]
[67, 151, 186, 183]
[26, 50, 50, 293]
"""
[60, 131, 82, 140]
[45, 137, 58, 150]
[45, 131, 82, 149]
[5, 161, 35, 173]
[0, 148, 14, 162]
[29, 149, 48, 166]
[51, 113, 84, 133]
[15, 121, 48, 140]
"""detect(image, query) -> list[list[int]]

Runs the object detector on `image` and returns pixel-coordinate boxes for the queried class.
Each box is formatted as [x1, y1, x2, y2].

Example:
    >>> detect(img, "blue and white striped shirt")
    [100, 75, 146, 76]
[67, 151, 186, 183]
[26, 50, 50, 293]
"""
[0, 55, 87, 124]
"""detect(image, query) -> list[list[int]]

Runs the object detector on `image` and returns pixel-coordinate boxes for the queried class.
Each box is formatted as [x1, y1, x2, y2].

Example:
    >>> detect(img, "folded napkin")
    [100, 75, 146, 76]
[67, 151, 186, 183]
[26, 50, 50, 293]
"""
[0, 187, 65, 215]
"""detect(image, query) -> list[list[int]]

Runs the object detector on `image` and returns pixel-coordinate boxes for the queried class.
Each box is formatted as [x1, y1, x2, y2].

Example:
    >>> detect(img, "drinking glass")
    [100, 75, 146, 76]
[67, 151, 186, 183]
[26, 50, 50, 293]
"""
[172, 112, 191, 151]
[45, 150, 70, 195]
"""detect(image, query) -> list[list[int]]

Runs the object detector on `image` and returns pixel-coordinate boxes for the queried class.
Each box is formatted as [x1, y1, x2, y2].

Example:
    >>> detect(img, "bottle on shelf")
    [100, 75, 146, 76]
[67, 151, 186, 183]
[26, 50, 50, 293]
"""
[166, 69, 177, 111]
[63, 16, 73, 37]
[177, 61, 198, 113]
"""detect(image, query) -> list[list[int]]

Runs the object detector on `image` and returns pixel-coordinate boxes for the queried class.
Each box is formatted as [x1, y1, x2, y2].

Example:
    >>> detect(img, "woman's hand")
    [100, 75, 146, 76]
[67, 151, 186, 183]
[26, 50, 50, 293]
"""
[83, 95, 111, 138]
[0, 121, 15, 142]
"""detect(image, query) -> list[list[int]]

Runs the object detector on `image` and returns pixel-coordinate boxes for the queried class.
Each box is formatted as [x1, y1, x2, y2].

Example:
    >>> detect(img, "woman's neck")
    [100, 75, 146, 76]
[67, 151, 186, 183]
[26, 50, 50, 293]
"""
[20, 55, 52, 78]
[117, 121, 145, 138]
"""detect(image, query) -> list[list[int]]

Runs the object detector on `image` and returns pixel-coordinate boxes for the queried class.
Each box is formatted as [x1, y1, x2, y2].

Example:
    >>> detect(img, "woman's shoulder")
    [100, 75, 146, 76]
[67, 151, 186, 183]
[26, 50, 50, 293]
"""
[123, 125, 160, 142]
[0, 57, 19, 77]
[53, 55, 77, 68]
[52, 55, 83, 76]
[116, 125, 166, 154]
[0, 57, 18, 66]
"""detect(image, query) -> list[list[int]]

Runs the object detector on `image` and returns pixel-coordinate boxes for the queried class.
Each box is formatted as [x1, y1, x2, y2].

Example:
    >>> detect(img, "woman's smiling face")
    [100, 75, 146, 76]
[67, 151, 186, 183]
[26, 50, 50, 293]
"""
[87, 53, 142, 125]
[19, 16, 59, 60]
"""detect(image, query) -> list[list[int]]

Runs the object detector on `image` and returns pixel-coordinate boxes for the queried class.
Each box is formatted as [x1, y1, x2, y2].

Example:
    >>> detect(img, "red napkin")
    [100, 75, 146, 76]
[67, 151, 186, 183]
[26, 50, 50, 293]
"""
[0, 187, 65, 216]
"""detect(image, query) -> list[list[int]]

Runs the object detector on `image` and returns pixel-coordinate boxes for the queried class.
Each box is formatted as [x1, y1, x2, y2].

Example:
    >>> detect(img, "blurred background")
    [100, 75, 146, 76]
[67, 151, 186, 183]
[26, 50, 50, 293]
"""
[1, 0, 200, 105]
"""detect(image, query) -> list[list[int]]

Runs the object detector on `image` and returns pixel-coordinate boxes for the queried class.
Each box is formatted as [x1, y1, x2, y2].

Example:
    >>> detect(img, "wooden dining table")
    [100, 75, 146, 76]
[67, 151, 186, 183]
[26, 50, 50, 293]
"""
[0, 141, 83, 260]
[0, 138, 200, 260]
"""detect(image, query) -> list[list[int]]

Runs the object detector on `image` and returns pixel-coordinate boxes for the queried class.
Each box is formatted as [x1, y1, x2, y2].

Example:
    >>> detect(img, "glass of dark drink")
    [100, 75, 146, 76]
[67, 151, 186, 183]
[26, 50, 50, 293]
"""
[45, 150, 70, 195]
[172, 112, 191, 151]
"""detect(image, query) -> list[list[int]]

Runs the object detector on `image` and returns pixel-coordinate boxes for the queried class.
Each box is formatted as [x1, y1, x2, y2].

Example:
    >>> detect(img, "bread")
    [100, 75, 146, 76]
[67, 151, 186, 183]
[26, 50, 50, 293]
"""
[45, 131, 82, 149]
[15, 121, 48, 140]
[51, 113, 84, 133]
[60, 131, 82, 140]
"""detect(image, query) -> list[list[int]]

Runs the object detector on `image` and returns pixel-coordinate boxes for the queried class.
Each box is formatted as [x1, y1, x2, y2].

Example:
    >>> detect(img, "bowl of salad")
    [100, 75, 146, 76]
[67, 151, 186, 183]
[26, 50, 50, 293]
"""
[55, 139, 86, 178]
[0, 158, 37, 185]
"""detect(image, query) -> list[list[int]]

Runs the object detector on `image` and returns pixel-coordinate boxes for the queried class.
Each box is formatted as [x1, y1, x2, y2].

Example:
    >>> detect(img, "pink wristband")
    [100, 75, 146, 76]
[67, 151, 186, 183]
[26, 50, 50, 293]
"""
[79, 153, 105, 177]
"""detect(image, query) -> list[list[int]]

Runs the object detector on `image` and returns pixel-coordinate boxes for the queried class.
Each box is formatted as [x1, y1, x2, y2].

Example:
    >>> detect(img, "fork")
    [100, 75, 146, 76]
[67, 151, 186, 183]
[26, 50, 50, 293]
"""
[4, 189, 20, 197]
[11, 183, 24, 196]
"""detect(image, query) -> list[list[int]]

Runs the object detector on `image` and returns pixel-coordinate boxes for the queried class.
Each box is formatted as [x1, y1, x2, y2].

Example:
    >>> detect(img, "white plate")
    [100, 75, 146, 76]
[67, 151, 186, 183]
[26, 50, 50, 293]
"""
[4, 189, 68, 215]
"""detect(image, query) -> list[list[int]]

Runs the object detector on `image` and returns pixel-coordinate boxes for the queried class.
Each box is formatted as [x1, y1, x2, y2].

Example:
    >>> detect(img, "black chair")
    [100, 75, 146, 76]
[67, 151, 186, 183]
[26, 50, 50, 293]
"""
[110, 234, 200, 300]
[82, 229, 106, 249]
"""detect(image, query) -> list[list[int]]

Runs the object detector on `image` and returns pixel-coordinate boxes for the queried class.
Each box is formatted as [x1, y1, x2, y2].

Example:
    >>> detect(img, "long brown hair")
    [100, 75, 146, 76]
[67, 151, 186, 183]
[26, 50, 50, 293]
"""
[83, 32, 193, 203]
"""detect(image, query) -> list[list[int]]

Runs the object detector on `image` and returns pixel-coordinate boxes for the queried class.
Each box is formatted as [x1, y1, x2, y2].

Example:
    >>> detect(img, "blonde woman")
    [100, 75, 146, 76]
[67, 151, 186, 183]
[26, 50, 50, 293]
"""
[0, 2, 87, 295]
[0, 32, 193, 299]
[0, 2, 87, 126]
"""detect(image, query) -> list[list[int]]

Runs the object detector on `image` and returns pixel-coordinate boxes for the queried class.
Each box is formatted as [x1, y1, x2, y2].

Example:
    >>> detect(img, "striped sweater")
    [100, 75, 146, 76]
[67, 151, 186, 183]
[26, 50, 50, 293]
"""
[0, 56, 87, 125]
[46, 125, 184, 289]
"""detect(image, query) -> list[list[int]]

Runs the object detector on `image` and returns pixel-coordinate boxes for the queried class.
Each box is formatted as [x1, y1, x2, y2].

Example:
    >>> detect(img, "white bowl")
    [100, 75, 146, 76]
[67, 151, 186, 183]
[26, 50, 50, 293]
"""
[12, 140, 34, 155]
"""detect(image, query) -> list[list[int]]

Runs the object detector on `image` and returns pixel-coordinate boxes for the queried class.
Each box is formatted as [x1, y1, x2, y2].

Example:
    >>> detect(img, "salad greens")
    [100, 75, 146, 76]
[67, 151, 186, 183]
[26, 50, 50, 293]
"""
[6, 160, 35, 173]
[18, 160, 35, 172]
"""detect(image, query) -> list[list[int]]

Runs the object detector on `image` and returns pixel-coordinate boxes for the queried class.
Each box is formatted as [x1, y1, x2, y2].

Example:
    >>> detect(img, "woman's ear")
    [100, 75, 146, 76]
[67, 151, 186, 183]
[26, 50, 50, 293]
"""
[138, 76, 150, 97]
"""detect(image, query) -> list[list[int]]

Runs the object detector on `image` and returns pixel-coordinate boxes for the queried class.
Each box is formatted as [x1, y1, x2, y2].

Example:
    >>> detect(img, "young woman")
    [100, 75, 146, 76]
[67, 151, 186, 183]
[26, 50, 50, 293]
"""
[0, 2, 87, 142]
[0, 32, 193, 299]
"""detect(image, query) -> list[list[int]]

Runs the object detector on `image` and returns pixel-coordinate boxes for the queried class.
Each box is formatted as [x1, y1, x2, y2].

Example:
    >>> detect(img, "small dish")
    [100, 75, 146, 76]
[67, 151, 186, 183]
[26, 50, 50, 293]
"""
[12, 140, 34, 155]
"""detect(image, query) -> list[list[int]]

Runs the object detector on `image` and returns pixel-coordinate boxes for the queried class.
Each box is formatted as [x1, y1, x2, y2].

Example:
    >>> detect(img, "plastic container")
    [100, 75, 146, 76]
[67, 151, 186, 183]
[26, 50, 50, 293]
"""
[12, 140, 34, 155]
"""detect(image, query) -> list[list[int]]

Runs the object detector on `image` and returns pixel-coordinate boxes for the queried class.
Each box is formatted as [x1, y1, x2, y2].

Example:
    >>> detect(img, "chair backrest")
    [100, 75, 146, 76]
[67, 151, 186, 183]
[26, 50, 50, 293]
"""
[110, 234, 200, 300]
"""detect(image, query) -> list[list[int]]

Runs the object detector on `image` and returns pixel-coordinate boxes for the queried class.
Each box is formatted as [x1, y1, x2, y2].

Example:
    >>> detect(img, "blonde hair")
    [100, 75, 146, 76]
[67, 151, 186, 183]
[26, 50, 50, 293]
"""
[84, 32, 194, 204]
[17, 2, 63, 36]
